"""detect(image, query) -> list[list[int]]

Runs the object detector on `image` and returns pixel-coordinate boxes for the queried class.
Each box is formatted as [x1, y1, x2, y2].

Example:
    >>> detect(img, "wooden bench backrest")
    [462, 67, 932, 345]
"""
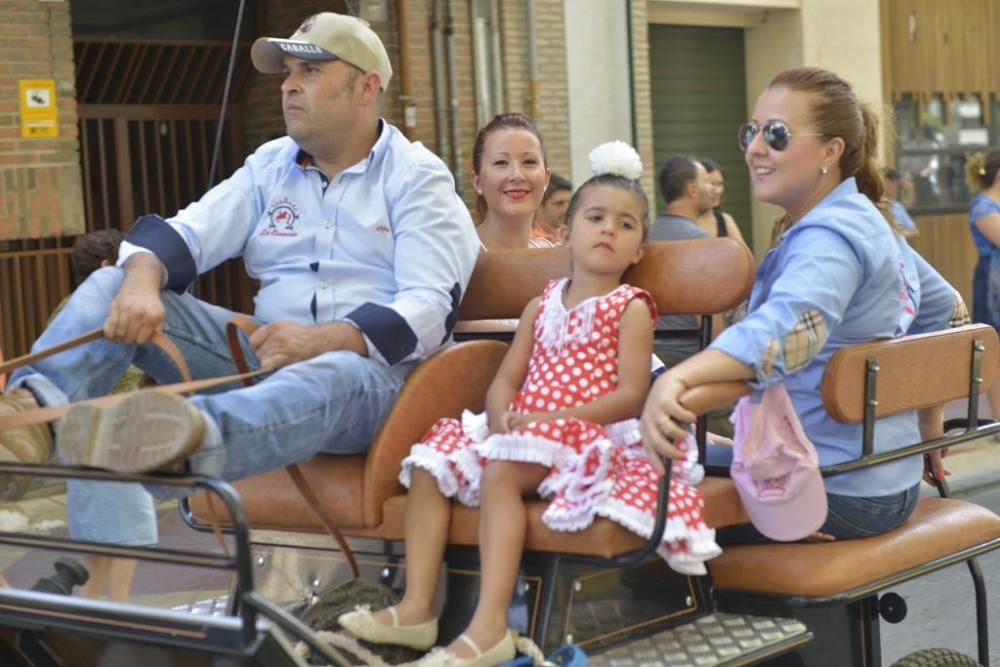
[360, 238, 754, 525]
[681, 324, 1000, 424]
[458, 238, 755, 321]
[821, 323, 1000, 423]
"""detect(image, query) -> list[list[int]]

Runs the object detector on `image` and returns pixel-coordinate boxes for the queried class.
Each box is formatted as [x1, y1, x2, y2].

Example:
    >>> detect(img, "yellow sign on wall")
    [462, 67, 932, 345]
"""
[19, 79, 59, 138]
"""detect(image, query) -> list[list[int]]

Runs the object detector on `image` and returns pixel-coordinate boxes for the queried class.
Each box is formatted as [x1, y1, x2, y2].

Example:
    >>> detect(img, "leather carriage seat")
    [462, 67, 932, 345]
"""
[192, 242, 1000, 593]
[190, 238, 756, 558]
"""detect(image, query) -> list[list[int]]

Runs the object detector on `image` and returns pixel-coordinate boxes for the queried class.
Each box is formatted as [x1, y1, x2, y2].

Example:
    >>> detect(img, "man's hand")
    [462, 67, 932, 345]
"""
[104, 254, 166, 345]
[250, 321, 367, 370]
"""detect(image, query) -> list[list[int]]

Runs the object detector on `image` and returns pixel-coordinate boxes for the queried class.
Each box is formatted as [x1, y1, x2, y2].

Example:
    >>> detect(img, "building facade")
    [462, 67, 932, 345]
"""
[1, 0, 995, 357]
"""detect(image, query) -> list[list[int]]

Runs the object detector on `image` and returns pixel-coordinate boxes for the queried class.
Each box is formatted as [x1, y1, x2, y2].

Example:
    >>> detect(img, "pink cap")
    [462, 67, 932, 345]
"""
[730, 384, 828, 542]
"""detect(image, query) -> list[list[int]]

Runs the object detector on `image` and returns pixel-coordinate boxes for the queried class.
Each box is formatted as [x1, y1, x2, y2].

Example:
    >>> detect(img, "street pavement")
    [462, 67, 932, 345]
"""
[881, 485, 1000, 666]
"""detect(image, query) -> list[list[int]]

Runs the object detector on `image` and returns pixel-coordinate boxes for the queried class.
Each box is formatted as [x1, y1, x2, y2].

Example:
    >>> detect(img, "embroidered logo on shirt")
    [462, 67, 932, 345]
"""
[261, 197, 300, 237]
[895, 259, 917, 335]
[898, 260, 915, 317]
[374, 224, 391, 234]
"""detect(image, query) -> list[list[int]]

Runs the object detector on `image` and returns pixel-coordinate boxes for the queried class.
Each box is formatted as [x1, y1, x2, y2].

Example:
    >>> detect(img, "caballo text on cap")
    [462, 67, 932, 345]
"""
[250, 12, 394, 90]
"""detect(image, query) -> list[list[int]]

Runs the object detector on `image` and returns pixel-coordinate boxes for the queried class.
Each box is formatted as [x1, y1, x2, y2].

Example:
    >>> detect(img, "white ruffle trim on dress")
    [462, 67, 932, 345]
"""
[399, 444, 461, 499]
[537, 438, 722, 576]
[536, 278, 598, 356]
[537, 438, 616, 504]
[603, 419, 642, 447]
[662, 431, 705, 486]
[461, 410, 490, 443]
[475, 433, 577, 470]
[599, 498, 721, 576]
[453, 446, 484, 507]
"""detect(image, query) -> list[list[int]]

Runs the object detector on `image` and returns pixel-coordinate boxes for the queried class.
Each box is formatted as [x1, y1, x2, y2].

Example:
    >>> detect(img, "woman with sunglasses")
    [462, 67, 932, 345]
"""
[639, 67, 967, 544]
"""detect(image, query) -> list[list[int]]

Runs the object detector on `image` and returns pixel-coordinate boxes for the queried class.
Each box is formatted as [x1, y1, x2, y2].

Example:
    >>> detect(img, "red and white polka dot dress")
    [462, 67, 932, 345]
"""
[400, 278, 721, 575]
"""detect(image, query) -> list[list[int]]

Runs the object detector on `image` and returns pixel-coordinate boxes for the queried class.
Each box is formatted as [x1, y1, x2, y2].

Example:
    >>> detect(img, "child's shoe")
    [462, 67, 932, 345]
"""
[338, 605, 438, 650]
[414, 630, 516, 667]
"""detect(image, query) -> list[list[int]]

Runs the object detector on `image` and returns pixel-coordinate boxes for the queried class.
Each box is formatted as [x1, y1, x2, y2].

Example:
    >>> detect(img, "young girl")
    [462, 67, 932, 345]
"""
[339, 142, 720, 667]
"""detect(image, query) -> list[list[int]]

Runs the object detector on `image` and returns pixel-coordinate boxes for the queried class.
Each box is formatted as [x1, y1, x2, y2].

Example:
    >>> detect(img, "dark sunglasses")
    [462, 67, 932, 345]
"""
[737, 120, 829, 152]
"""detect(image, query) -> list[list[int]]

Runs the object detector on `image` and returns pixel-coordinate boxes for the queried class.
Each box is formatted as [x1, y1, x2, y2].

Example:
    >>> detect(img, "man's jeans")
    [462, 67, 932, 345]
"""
[10, 267, 416, 482]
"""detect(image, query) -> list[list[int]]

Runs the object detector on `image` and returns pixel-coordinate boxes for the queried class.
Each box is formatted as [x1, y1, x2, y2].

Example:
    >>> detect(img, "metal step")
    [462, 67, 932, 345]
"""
[173, 594, 230, 616]
[589, 612, 811, 667]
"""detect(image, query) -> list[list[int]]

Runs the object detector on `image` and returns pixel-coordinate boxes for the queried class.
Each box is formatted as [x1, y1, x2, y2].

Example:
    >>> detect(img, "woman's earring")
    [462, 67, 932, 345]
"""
[820, 165, 829, 175]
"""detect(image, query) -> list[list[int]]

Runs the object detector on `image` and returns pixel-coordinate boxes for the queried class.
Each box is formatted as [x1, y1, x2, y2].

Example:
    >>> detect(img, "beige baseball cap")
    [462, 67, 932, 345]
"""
[251, 12, 393, 90]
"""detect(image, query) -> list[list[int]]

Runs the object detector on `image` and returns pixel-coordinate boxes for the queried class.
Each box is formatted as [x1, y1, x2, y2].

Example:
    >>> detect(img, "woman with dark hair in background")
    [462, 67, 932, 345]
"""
[965, 149, 1000, 421]
[697, 159, 746, 244]
[531, 172, 572, 244]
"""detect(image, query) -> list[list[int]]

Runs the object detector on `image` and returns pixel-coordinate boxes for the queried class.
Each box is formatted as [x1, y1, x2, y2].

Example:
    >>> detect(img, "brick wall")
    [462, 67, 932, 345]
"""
[629, 0, 656, 201]
[0, 0, 84, 241]
[242, 0, 573, 217]
[499, 0, 571, 187]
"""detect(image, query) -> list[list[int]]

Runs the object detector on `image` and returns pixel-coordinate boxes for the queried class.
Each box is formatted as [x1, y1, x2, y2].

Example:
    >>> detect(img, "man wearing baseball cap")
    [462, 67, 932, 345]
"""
[0, 13, 478, 510]
[250, 12, 393, 89]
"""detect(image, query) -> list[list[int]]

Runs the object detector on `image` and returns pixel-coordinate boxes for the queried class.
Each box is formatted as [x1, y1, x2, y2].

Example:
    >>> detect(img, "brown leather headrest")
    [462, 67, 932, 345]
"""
[458, 237, 754, 320]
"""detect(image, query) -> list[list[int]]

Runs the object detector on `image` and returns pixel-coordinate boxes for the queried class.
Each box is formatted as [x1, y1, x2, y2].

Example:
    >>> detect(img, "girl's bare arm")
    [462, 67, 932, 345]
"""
[484, 298, 540, 433]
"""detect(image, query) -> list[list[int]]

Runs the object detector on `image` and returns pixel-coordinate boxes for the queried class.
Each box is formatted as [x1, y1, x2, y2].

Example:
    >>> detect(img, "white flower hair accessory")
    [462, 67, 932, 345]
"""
[588, 140, 643, 180]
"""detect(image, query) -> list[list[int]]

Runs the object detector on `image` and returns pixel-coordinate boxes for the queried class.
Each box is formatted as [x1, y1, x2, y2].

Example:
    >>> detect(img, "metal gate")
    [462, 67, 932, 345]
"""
[1, 37, 256, 358]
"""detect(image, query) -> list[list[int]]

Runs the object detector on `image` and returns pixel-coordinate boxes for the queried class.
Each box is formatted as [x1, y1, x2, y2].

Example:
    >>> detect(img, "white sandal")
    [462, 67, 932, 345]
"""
[337, 605, 438, 650]
[414, 630, 516, 667]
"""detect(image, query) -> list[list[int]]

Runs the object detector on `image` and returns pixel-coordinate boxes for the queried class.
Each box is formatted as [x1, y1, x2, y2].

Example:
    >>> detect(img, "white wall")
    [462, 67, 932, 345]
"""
[564, 0, 634, 187]
[744, 9, 804, 252]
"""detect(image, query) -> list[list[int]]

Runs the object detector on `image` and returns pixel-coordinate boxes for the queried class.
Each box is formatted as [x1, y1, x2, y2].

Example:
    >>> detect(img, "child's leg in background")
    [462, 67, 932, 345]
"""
[80, 556, 110, 599]
[450, 461, 548, 658]
[105, 558, 140, 603]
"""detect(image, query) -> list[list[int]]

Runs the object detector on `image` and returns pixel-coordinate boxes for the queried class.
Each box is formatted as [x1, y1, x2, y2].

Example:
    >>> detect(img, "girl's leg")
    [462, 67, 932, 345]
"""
[79, 556, 110, 599]
[105, 558, 139, 604]
[374, 468, 451, 625]
[447, 461, 548, 659]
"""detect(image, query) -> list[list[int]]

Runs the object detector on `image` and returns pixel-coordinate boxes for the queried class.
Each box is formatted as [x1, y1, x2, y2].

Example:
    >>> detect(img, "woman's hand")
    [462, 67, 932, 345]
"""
[923, 449, 951, 486]
[639, 374, 694, 475]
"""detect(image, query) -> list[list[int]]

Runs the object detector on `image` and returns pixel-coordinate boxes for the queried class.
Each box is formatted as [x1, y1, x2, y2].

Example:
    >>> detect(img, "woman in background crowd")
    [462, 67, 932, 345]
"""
[965, 150, 1000, 422]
